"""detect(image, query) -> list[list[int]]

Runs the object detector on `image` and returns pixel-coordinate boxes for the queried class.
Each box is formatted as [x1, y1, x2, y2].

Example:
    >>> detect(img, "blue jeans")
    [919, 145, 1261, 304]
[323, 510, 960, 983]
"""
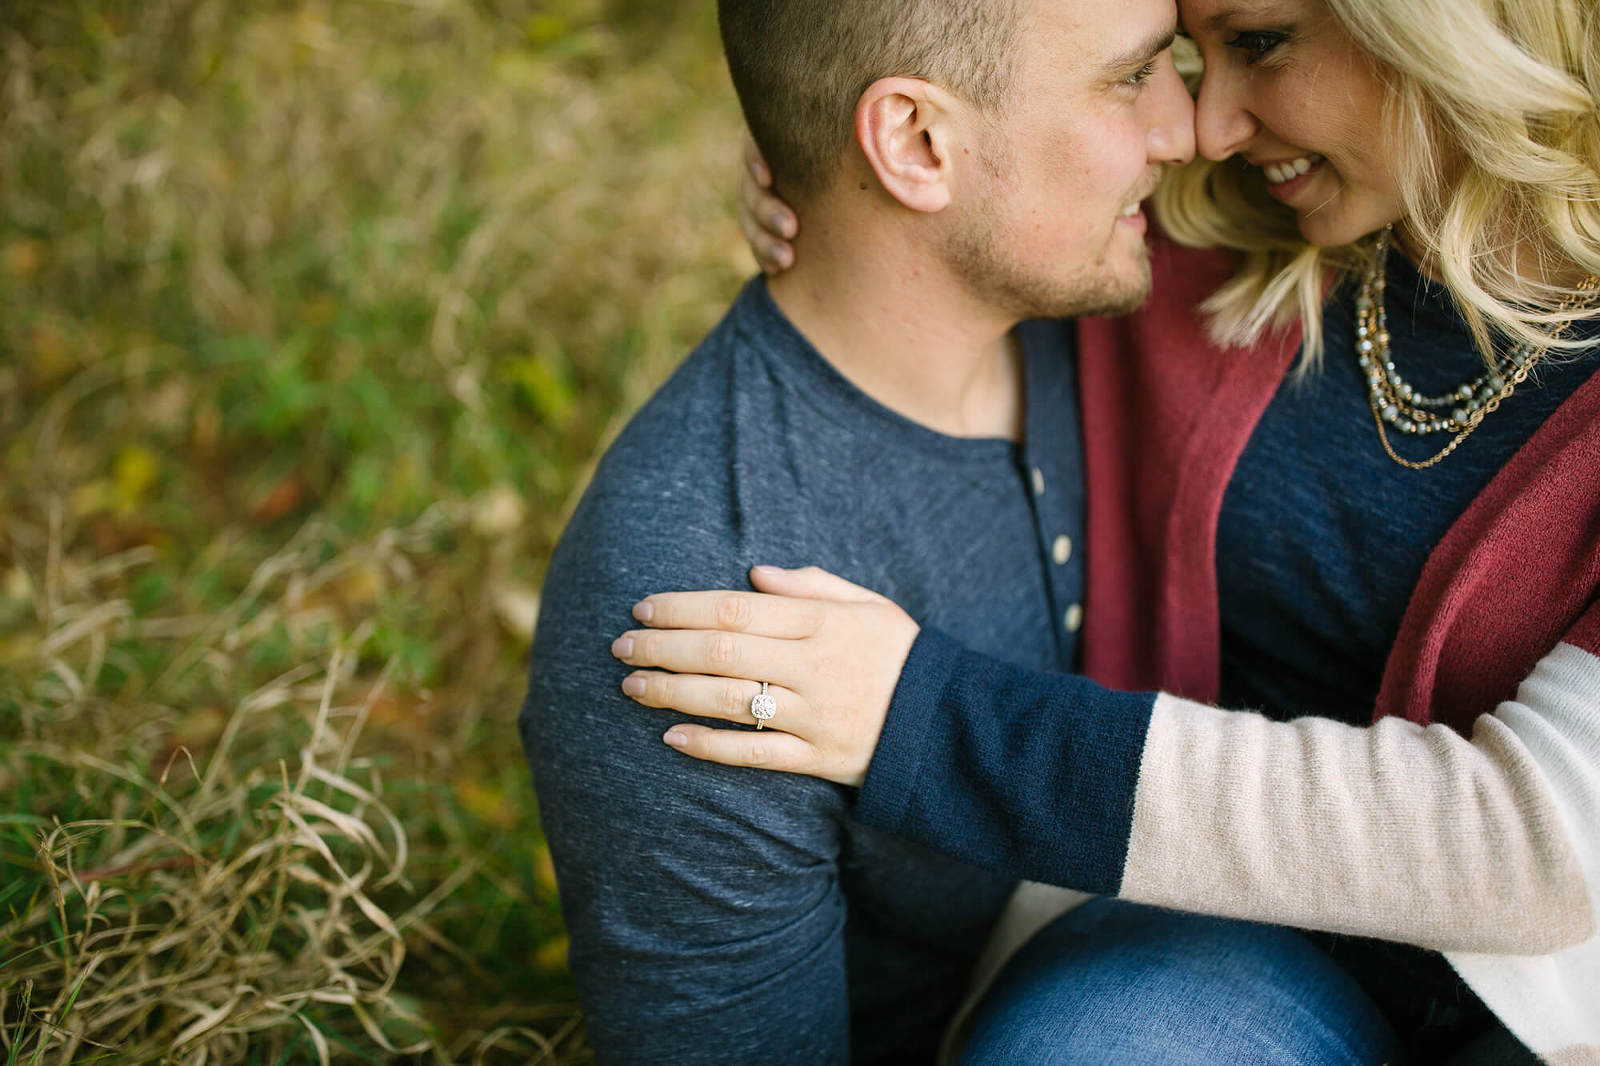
[960, 899, 1405, 1066]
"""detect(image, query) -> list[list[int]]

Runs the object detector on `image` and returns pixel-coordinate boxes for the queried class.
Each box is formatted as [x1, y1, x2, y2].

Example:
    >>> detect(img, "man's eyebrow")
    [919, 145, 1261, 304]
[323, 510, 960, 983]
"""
[1099, 24, 1179, 74]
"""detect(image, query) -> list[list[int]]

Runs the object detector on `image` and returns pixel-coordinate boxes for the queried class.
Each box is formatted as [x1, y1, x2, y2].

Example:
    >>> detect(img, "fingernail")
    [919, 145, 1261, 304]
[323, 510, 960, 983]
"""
[621, 675, 646, 697]
[632, 600, 654, 622]
[663, 729, 688, 749]
[752, 565, 784, 577]
[611, 636, 634, 659]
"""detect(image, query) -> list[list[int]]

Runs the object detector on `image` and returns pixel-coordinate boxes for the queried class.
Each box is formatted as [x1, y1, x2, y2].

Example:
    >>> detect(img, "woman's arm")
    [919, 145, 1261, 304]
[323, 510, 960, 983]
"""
[613, 566, 1599, 957]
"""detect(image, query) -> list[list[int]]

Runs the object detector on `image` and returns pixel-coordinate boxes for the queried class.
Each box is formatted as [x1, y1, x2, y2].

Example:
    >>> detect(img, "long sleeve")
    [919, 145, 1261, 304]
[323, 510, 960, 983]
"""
[858, 622, 1598, 961]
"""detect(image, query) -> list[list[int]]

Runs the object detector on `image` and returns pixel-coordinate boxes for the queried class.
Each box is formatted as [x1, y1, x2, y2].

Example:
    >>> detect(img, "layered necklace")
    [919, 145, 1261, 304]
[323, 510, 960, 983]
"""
[1355, 226, 1600, 470]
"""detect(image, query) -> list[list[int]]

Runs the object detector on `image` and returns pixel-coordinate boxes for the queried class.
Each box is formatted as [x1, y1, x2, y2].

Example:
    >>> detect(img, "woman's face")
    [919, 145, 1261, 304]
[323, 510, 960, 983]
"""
[1181, 0, 1405, 247]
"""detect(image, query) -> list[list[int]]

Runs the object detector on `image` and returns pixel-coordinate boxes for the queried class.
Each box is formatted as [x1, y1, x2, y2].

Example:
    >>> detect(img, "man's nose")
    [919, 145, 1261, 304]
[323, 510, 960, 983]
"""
[1148, 62, 1196, 166]
[1194, 69, 1258, 161]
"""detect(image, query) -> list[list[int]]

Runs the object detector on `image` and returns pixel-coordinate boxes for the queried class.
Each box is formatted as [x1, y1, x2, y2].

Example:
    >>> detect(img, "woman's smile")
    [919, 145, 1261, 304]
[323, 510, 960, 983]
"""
[1258, 152, 1327, 202]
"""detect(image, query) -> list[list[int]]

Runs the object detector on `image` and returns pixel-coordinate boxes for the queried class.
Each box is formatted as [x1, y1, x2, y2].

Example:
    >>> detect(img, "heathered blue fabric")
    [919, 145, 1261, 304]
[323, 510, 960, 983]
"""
[858, 628, 1153, 896]
[519, 278, 1085, 1066]
[1216, 248, 1600, 726]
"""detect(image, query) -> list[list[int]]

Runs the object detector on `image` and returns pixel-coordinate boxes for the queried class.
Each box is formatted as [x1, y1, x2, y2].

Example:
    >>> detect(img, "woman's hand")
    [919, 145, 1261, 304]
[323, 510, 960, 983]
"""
[739, 138, 799, 275]
[611, 565, 919, 788]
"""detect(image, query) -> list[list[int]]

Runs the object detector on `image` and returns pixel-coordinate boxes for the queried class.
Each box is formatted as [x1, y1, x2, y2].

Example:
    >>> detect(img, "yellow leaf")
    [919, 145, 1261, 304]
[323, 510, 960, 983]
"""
[524, 14, 568, 45]
[454, 778, 515, 829]
[113, 446, 159, 511]
[532, 841, 559, 897]
[503, 355, 576, 427]
[335, 564, 383, 608]
[534, 934, 570, 973]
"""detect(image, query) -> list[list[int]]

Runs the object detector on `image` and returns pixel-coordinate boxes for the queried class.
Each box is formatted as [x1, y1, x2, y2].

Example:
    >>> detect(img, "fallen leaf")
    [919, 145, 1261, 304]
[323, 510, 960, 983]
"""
[493, 584, 540, 641]
[534, 934, 570, 973]
[113, 445, 159, 510]
[4, 240, 42, 278]
[335, 564, 383, 608]
[470, 483, 525, 537]
[251, 474, 306, 524]
[532, 841, 559, 897]
[454, 778, 515, 829]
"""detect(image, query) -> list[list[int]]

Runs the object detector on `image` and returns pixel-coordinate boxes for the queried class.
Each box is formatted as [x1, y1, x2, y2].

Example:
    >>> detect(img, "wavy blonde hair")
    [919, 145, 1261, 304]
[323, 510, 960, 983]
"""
[1154, 0, 1600, 368]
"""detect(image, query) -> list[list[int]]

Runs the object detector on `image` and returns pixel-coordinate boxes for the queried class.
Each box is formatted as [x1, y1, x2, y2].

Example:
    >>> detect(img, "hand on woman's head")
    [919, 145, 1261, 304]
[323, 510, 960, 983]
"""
[740, 136, 799, 274]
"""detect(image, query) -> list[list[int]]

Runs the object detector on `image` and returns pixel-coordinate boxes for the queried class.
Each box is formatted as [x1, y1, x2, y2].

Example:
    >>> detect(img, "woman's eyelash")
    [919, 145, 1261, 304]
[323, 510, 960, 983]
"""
[1224, 30, 1289, 63]
[1124, 61, 1158, 87]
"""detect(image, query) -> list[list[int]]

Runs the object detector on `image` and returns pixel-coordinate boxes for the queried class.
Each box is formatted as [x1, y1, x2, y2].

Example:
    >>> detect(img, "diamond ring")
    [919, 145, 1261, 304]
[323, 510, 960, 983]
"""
[750, 682, 777, 730]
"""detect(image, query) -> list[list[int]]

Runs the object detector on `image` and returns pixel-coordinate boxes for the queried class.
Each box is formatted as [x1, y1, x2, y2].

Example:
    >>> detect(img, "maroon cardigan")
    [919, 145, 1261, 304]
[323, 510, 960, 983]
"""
[1075, 236, 1600, 731]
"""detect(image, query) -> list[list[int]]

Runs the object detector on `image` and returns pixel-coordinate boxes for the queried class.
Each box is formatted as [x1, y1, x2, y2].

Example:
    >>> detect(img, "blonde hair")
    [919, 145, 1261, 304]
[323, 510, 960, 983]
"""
[1154, 0, 1600, 368]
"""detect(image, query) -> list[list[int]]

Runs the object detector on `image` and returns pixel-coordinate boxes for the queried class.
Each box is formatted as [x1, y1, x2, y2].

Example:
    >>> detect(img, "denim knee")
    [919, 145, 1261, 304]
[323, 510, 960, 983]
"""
[959, 900, 1403, 1066]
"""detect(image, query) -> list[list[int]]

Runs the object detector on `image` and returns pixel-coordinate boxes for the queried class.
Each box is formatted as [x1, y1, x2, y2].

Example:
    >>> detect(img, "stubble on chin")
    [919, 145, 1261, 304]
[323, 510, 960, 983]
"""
[940, 188, 1158, 316]
[945, 220, 1153, 320]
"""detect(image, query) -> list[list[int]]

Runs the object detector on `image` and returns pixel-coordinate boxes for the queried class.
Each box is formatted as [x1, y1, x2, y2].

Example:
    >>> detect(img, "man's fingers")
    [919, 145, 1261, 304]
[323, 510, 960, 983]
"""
[632, 590, 821, 638]
[662, 723, 815, 774]
[612, 627, 806, 688]
[623, 671, 807, 731]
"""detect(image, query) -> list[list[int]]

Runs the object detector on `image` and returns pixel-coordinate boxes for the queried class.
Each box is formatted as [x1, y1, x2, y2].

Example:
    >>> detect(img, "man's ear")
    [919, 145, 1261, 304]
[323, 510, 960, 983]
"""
[854, 77, 959, 213]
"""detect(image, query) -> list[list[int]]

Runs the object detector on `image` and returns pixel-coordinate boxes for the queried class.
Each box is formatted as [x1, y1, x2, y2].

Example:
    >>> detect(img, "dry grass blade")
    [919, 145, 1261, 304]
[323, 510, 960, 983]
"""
[1, 0, 745, 1061]
[2, 652, 433, 1062]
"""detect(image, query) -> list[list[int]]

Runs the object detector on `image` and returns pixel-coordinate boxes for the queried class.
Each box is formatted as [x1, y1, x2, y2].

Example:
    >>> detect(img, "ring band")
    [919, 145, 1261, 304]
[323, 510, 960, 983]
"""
[750, 682, 777, 730]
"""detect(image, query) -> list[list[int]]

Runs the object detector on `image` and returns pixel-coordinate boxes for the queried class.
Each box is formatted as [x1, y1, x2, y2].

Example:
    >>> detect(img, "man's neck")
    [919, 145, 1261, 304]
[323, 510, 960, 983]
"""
[766, 217, 1026, 442]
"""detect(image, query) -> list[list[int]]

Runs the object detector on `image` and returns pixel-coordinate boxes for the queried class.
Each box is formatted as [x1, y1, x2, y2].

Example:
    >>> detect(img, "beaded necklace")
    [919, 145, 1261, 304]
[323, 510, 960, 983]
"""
[1355, 227, 1599, 470]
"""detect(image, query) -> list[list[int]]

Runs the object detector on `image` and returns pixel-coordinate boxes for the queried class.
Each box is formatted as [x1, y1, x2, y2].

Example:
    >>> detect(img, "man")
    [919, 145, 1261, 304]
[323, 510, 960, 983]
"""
[518, 0, 1192, 1060]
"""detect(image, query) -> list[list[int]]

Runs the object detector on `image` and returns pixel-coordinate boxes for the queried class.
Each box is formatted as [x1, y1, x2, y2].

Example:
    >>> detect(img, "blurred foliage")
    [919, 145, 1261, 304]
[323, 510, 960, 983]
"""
[0, 0, 751, 1060]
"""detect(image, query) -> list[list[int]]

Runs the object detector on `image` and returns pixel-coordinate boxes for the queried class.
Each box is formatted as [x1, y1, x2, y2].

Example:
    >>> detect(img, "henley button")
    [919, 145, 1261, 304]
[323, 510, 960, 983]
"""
[1031, 468, 1045, 496]
[1052, 534, 1072, 565]
[1064, 603, 1084, 633]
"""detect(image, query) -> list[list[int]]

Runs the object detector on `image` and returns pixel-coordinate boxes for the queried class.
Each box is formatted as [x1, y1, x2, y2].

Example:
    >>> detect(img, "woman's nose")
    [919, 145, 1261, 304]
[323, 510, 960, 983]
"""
[1194, 69, 1259, 161]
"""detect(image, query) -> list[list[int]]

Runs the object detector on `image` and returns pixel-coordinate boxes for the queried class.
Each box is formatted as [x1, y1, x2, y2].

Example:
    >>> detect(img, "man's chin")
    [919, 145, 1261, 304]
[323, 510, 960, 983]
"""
[1066, 257, 1152, 318]
[1080, 279, 1151, 317]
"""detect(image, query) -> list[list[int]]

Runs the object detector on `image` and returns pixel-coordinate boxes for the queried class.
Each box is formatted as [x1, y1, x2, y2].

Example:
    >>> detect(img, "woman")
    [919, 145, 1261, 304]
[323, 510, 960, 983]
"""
[609, 0, 1600, 1060]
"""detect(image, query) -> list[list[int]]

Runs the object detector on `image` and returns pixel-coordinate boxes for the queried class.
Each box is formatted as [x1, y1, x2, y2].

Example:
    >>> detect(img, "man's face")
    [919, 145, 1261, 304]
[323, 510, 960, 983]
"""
[944, 0, 1195, 319]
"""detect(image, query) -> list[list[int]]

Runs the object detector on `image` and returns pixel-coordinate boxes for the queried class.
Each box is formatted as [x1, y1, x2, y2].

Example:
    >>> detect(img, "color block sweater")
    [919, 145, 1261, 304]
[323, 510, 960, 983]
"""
[859, 237, 1600, 1064]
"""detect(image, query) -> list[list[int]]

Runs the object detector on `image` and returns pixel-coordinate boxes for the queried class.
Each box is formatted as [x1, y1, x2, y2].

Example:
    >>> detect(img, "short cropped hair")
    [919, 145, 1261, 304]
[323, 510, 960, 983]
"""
[718, 0, 1023, 197]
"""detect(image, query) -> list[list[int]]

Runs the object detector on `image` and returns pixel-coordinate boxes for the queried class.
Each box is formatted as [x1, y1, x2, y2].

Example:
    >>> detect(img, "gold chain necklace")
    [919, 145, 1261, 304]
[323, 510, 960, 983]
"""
[1354, 228, 1600, 470]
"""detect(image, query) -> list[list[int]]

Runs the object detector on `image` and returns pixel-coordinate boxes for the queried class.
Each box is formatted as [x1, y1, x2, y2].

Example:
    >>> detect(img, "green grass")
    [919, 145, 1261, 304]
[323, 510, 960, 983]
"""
[0, 0, 752, 1060]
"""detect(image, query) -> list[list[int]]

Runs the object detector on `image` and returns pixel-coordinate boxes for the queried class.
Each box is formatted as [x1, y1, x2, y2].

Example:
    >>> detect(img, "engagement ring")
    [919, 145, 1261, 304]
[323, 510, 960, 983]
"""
[750, 682, 777, 729]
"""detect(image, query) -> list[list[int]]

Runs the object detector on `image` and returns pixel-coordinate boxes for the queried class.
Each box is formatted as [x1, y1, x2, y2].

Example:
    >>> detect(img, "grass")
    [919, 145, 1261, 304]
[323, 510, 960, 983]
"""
[0, 0, 753, 1060]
